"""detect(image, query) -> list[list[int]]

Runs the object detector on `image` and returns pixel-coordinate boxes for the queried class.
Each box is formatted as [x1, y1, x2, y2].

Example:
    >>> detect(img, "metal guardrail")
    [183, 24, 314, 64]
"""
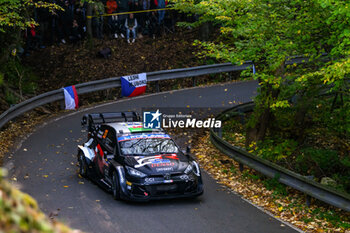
[1, 52, 346, 211]
[210, 102, 350, 212]
[0, 62, 253, 129]
[0, 53, 330, 129]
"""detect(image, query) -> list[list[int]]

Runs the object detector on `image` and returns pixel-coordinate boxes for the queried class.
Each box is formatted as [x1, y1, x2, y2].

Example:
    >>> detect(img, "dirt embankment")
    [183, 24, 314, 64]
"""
[23, 29, 200, 93]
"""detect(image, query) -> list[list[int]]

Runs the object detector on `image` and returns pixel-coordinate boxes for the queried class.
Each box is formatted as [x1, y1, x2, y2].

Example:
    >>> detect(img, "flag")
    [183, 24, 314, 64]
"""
[63, 85, 79, 110]
[121, 73, 147, 97]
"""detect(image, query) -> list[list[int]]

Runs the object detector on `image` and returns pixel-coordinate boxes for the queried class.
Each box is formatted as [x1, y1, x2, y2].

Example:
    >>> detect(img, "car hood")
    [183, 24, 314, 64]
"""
[124, 153, 189, 175]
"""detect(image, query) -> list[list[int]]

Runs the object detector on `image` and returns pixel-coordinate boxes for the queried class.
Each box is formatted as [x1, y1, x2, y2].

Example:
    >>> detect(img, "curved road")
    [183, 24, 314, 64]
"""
[5, 81, 300, 233]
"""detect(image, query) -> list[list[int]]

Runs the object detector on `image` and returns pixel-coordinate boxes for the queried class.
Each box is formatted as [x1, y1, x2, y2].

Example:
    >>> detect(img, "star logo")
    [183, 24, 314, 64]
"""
[151, 109, 162, 122]
[143, 110, 162, 129]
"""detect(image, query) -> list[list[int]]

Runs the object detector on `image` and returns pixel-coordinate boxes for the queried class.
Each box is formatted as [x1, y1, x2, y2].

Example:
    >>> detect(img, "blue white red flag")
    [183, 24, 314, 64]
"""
[121, 73, 147, 97]
[63, 85, 79, 110]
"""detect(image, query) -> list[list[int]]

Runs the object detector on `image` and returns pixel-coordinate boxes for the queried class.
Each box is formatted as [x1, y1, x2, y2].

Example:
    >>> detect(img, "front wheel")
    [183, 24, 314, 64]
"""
[112, 171, 121, 200]
[78, 151, 88, 178]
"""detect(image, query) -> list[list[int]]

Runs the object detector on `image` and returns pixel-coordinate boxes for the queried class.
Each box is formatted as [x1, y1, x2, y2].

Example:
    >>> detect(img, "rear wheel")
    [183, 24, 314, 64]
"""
[78, 151, 88, 177]
[112, 171, 121, 200]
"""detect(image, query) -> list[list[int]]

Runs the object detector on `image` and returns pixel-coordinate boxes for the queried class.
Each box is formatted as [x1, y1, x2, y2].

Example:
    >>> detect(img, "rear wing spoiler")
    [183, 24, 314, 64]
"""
[81, 112, 140, 130]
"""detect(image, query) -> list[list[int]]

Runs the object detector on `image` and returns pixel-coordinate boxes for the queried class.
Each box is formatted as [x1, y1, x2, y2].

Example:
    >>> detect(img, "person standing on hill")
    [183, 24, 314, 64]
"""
[106, 0, 118, 38]
[117, 0, 129, 38]
[107, 0, 118, 15]
[154, 0, 167, 24]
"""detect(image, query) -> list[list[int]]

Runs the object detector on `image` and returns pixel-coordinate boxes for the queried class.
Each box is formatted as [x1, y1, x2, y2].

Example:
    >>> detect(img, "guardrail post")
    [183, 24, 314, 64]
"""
[192, 77, 196, 87]
[156, 81, 160, 92]
[60, 100, 65, 110]
[305, 176, 314, 208]
[218, 127, 222, 138]
[238, 110, 245, 125]
[306, 195, 312, 208]
[239, 163, 244, 172]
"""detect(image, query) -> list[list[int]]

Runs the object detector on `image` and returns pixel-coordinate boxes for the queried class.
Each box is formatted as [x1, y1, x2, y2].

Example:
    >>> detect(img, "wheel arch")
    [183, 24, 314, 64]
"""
[77, 145, 94, 163]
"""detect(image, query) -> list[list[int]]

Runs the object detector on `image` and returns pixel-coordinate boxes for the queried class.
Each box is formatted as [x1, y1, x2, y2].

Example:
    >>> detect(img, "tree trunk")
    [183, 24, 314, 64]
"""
[87, 3, 92, 38]
[199, 22, 212, 41]
[245, 62, 284, 147]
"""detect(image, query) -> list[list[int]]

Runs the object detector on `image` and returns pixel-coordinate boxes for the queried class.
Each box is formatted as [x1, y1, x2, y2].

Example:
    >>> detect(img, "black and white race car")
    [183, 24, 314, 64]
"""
[77, 111, 203, 201]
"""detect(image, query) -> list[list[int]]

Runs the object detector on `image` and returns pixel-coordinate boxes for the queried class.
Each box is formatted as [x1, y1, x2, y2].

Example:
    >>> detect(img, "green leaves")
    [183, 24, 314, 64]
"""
[0, 0, 61, 32]
[172, 0, 350, 140]
[0, 72, 4, 86]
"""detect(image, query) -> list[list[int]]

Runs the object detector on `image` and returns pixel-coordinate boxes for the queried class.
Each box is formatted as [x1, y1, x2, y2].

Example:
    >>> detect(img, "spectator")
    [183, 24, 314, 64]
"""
[112, 15, 125, 38]
[106, 0, 117, 14]
[117, 0, 129, 12]
[125, 13, 138, 43]
[106, 0, 118, 38]
[140, 0, 151, 28]
[92, 1, 105, 39]
[132, 1, 143, 35]
[69, 19, 82, 43]
[35, 1, 50, 47]
[154, 0, 167, 24]
[74, 1, 87, 39]
[24, 24, 41, 54]
[148, 11, 159, 39]
[60, 0, 74, 43]
[117, 0, 129, 38]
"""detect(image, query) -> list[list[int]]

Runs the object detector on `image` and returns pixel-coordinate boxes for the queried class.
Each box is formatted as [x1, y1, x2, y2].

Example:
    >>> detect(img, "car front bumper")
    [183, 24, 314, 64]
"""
[119, 176, 204, 202]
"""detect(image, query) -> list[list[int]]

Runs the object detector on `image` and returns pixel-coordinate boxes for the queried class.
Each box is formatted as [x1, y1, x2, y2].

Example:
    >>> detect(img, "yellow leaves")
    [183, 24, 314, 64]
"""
[215, 16, 231, 21]
[270, 100, 290, 110]
[220, 27, 234, 34]
[192, 131, 350, 233]
[42, 175, 48, 178]
[0, 172, 81, 232]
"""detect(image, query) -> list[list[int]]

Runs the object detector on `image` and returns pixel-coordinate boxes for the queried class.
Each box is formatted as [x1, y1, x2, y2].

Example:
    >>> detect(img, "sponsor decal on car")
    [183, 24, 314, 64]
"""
[117, 133, 171, 142]
[157, 167, 174, 172]
[134, 154, 178, 168]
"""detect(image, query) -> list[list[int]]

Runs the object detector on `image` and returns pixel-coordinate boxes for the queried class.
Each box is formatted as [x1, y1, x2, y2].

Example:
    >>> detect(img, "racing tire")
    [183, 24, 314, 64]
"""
[78, 151, 88, 178]
[112, 171, 121, 200]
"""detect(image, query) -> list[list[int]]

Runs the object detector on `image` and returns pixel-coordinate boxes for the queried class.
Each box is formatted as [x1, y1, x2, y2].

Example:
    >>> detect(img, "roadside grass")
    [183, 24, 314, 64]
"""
[192, 132, 350, 233]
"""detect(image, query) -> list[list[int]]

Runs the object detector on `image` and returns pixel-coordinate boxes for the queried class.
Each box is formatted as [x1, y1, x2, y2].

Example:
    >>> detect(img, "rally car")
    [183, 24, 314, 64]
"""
[77, 111, 203, 201]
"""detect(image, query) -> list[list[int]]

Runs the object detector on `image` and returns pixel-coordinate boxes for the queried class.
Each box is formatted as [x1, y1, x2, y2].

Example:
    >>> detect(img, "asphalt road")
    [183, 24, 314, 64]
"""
[5, 81, 300, 233]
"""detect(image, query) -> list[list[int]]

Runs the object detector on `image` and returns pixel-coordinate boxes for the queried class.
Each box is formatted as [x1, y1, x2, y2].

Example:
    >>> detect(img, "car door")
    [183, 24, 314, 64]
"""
[99, 126, 117, 179]
[94, 125, 111, 178]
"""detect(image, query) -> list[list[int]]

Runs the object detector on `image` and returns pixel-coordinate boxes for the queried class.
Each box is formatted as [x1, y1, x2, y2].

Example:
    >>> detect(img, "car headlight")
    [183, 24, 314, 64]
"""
[192, 161, 200, 176]
[125, 166, 147, 178]
[184, 164, 193, 174]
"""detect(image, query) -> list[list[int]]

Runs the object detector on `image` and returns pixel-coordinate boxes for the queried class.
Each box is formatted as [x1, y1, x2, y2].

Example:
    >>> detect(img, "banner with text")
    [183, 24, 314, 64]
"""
[121, 73, 147, 97]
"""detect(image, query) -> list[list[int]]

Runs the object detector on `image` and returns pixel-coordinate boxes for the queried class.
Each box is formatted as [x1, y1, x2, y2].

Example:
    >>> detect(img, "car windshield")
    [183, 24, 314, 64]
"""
[118, 135, 179, 155]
